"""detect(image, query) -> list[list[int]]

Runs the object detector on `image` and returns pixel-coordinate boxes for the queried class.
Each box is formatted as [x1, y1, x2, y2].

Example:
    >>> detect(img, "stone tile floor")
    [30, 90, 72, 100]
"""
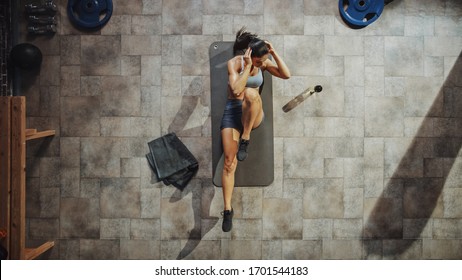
[17, 0, 462, 259]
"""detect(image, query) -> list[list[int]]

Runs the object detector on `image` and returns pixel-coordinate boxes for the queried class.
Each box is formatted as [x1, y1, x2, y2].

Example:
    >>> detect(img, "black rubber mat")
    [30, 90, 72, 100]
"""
[209, 41, 274, 187]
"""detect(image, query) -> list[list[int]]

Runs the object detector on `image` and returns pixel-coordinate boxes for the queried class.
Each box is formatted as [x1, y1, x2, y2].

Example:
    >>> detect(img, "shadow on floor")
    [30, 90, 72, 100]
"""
[165, 77, 217, 259]
[363, 52, 462, 257]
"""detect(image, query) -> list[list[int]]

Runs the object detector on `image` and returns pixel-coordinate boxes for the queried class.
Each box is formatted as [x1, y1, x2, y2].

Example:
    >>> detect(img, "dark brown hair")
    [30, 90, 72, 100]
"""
[233, 27, 268, 57]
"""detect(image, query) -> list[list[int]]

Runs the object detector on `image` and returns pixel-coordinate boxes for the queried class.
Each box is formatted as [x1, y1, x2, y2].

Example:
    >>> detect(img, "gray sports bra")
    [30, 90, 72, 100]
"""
[240, 56, 263, 88]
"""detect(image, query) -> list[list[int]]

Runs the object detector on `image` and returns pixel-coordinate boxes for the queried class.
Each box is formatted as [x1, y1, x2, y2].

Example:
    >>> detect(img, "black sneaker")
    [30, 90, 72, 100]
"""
[221, 208, 234, 232]
[237, 139, 250, 161]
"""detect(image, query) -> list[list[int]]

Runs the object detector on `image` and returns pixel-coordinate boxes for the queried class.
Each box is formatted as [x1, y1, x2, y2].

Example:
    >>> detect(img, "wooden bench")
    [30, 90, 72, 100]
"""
[1, 96, 55, 260]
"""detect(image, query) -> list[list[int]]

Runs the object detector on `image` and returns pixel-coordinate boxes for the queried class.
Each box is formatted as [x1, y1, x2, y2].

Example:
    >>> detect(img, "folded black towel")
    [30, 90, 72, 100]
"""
[146, 133, 199, 189]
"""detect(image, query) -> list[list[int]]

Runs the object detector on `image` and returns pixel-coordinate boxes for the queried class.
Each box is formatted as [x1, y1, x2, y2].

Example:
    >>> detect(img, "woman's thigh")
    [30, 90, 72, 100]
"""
[221, 128, 239, 158]
[243, 88, 264, 129]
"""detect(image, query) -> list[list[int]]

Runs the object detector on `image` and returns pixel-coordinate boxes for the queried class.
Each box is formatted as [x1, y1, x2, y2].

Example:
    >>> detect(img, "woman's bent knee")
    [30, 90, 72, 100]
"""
[223, 156, 237, 174]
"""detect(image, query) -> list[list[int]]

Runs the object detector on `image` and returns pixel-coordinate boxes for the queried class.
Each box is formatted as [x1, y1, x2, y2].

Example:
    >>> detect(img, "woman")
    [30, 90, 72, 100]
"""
[220, 28, 291, 232]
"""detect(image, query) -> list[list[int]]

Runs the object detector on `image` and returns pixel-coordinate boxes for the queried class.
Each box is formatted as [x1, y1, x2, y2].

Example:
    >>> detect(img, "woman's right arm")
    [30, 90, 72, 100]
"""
[228, 48, 252, 96]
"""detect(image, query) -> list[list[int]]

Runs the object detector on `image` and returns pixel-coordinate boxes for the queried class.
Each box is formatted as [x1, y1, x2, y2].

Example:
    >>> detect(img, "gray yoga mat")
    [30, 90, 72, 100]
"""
[209, 41, 274, 187]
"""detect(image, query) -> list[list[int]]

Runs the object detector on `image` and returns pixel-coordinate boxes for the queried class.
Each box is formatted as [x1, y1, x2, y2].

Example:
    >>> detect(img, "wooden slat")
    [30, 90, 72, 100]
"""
[25, 241, 55, 260]
[0, 97, 12, 257]
[10, 96, 26, 260]
[26, 130, 56, 141]
[25, 129, 37, 137]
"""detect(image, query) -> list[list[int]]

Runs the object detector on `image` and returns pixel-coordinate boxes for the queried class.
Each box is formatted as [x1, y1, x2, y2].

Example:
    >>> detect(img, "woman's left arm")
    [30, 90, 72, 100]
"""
[263, 41, 291, 79]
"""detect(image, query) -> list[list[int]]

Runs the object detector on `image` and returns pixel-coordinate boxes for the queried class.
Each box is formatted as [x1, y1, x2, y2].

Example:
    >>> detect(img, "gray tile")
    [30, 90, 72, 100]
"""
[162, 36, 182, 65]
[101, 76, 141, 117]
[365, 36, 384, 66]
[323, 138, 364, 158]
[403, 219, 432, 239]
[180, 240, 221, 260]
[100, 117, 131, 137]
[432, 218, 462, 239]
[60, 168, 80, 198]
[80, 76, 101, 96]
[284, 36, 323, 76]
[141, 56, 161, 86]
[61, 96, 100, 137]
[100, 219, 130, 239]
[303, 179, 344, 218]
[121, 56, 141, 76]
[40, 56, 61, 86]
[344, 188, 364, 218]
[203, 15, 233, 35]
[100, 178, 141, 218]
[162, 0, 202, 34]
[325, 36, 363, 56]
[333, 219, 363, 239]
[232, 187, 263, 219]
[60, 198, 100, 238]
[322, 240, 362, 259]
[405, 77, 444, 117]
[405, 16, 435, 36]
[383, 239, 422, 260]
[59, 239, 80, 260]
[80, 178, 100, 199]
[233, 16, 264, 35]
[303, 219, 333, 240]
[112, 0, 142, 14]
[39, 186, 60, 215]
[140, 187, 161, 218]
[101, 15, 131, 35]
[262, 240, 282, 260]
[284, 138, 324, 179]
[80, 239, 119, 260]
[231, 219, 262, 240]
[60, 35, 80, 65]
[81, 36, 120, 76]
[80, 137, 121, 178]
[120, 240, 160, 260]
[131, 15, 162, 35]
[303, 77, 344, 117]
[182, 35, 220, 76]
[345, 56, 364, 87]
[130, 219, 160, 239]
[423, 240, 462, 259]
[344, 158, 365, 189]
[282, 240, 322, 259]
[403, 178, 444, 219]
[363, 197, 403, 239]
[160, 240, 181, 260]
[203, 0, 244, 14]
[121, 35, 162, 56]
[385, 37, 423, 77]
[404, 0, 445, 16]
[161, 197, 199, 240]
[29, 218, 59, 239]
[365, 66, 384, 96]
[443, 188, 462, 218]
[264, 0, 304, 34]
[263, 198, 302, 239]
[365, 97, 404, 137]
[303, 0, 337, 15]
[60, 137, 80, 168]
[227, 240, 261, 259]
[305, 16, 334, 36]
[142, 0, 162, 14]
[60, 66, 80, 97]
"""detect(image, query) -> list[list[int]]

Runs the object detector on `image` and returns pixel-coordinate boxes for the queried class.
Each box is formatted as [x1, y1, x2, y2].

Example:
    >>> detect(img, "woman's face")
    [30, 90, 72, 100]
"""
[251, 54, 269, 67]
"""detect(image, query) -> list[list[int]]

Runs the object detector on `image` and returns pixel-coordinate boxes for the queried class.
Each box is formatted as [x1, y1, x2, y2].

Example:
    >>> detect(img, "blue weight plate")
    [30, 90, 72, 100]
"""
[67, 0, 113, 29]
[339, 0, 384, 28]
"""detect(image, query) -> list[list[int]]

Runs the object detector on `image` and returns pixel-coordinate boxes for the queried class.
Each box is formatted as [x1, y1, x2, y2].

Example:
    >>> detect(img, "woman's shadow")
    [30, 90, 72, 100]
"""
[153, 77, 219, 259]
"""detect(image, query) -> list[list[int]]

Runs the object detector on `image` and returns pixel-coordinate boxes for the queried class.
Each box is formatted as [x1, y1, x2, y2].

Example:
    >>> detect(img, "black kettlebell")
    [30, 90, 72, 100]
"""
[9, 43, 43, 70]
